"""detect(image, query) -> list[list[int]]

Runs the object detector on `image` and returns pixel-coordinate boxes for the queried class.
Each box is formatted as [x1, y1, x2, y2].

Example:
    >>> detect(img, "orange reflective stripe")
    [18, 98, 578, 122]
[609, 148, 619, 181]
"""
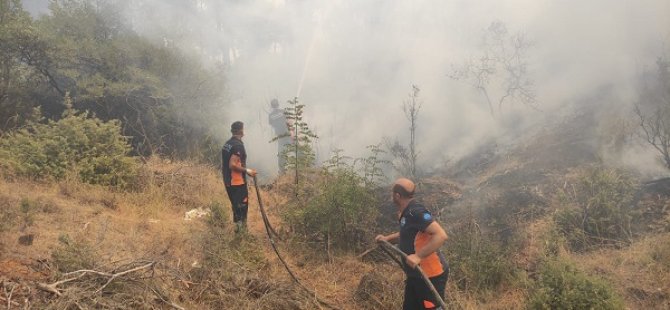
[415, 232, 444, 278]
[231, 171, 244, 185]
[423, 300, 436, 308]
[229, 153, 245, 186]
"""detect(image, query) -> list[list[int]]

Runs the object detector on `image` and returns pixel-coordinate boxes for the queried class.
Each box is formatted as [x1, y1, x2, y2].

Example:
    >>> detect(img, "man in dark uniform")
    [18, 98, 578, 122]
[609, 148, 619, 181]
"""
[268, 98, 291, 174]
[222, 121, 257, 233]
[375, 178, 449, 310]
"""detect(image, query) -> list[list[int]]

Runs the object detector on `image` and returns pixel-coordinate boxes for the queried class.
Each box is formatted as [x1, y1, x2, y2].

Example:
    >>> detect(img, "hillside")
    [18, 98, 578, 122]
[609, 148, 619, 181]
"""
[1, 105, 669, 309]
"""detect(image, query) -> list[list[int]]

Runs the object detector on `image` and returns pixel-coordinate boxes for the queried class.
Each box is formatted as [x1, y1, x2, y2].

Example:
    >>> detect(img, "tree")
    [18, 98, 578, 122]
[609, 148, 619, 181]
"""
[358, 143, 389, 187]
[635, 57, 670, 169]
[0, 0, 56, 132]
[404, 84, 421, 179]
[273, 97, 318, 196]
[31, 0, 227, 160]
[450, 21, 536, 117]
[386, 84, 422, 180]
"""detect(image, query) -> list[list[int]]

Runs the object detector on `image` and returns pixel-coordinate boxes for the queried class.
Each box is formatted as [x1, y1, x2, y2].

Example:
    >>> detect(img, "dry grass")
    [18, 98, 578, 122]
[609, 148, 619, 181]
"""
[572, 233, 670, 309]
[3, 154, 668, 309]
[0, 158, 223, 308]
[0, 158, 396, 309]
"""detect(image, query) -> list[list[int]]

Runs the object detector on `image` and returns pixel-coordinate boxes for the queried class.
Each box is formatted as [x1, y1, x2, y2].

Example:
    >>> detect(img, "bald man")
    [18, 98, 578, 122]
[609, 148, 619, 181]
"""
[375, 178, 449, 310]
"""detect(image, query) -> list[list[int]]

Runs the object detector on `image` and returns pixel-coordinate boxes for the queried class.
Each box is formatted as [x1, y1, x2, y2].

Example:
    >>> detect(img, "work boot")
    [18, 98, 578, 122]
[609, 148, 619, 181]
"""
[234, 222, 242, 233]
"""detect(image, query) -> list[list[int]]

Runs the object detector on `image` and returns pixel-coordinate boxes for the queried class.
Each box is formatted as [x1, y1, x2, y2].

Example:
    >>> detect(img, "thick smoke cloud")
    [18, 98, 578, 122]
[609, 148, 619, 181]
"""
[24, 0, 670, 177]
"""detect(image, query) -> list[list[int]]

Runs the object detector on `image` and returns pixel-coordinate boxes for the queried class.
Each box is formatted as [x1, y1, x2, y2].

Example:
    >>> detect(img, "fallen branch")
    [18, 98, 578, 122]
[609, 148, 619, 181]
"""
[1, 295, 19, 308]
[357, 247, 376, 259]
[37, 261, 156, 296]
[151, 287, 185, 310]
[94, 262, 155, 294]
[37, 273, 87, 296]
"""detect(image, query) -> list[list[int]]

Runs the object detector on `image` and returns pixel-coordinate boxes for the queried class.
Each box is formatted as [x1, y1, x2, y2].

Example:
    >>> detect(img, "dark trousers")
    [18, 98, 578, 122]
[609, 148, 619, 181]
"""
[225, 185, 248, 223]
[403, 271, 448, 310]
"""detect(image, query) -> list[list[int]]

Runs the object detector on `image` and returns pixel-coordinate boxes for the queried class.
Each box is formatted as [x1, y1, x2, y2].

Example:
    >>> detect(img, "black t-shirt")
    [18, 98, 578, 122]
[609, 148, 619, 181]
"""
[398, 200, 446, 278]
[221, 136, 246, 186]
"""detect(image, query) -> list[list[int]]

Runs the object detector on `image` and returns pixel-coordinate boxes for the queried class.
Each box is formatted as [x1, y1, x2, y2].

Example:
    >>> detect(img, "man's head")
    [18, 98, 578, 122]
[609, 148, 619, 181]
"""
[271, 98, 279, 108]
[231, 121, 244, 137]
[392, 178, 415, 208]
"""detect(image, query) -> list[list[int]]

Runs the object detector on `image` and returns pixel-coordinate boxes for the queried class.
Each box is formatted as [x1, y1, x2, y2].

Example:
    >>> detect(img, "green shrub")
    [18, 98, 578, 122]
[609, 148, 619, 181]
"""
[445, 222, 518, 292]
[528, 258, 624, 310]
[52, 234, 96, 273]
[555, 168, 638, 251]
[0, 101, 139, 188]
[283, 152, 379, 252]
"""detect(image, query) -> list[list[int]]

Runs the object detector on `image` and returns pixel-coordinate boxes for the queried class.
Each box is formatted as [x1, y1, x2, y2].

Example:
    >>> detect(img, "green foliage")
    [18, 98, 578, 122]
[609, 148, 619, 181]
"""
[283, 150, 379, 252]
[1, 0, 227, 160]
[358, 143, 389, 187]
[555, 168, 638, 251]
[0, 0, 49, 132]
[528, 258, 624, 310]
[445, 221, 518, 292]
[0, 99, 139, 188]
[52, 234, 96, 273]
[275, 97, 318, 195]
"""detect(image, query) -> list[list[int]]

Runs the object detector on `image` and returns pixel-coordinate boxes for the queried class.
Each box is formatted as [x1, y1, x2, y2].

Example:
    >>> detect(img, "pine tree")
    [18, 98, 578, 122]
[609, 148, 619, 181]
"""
[272, 97, 318, 196]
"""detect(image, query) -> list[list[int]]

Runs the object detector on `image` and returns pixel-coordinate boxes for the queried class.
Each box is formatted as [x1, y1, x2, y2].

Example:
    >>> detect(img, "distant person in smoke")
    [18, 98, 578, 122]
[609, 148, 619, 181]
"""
[222, 121, 257, 233]
[268, 98, 291, 174]
[375, 178, 449, 310]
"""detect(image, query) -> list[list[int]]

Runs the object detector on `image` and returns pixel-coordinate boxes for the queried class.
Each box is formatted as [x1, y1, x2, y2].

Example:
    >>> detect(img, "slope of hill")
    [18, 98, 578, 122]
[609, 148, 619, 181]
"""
[1, 104, 669, 309]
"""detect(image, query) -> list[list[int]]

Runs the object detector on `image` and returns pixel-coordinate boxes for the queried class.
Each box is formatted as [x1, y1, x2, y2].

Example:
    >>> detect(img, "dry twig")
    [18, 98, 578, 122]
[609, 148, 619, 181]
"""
[37, 261, 155, 296]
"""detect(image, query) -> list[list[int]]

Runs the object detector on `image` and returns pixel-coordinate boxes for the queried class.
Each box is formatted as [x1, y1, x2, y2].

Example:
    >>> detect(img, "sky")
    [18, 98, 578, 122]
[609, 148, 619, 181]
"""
[22, 0, 670, 178]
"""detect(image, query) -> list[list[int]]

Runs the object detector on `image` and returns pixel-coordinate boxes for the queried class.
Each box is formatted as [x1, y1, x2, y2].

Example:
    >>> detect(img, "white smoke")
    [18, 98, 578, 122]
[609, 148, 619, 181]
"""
[24, 0, 670, 178]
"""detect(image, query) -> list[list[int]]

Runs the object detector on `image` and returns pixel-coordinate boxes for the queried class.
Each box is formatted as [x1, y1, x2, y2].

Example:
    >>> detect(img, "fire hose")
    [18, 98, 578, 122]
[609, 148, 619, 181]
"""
[251, 175, 339, 310]
[377, 239, 448, 310]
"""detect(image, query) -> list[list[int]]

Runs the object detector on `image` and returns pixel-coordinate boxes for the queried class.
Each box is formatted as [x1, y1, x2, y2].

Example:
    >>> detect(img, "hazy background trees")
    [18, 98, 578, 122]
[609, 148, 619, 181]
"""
[635, 57, 670, 169]
[0, 0, 227, 161]
[450, 21, 536, 118]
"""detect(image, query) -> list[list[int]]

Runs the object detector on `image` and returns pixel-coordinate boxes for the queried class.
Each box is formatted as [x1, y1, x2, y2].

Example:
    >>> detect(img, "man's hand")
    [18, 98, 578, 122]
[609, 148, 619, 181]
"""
[406, 254, 422, 269]
[375, 234, 387, 242]
[246, 168, 257, 177]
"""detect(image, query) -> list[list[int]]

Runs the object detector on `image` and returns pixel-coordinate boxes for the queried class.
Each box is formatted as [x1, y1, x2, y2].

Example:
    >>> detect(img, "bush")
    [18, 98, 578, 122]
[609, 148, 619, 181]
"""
[283, 157, 379, 253]
[0, 101, 139, 188]
[52, 234, 96, 273]
[555, 167, 638, 251]
[528, 258, 624, 310]
[445, 220, 519, 292]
